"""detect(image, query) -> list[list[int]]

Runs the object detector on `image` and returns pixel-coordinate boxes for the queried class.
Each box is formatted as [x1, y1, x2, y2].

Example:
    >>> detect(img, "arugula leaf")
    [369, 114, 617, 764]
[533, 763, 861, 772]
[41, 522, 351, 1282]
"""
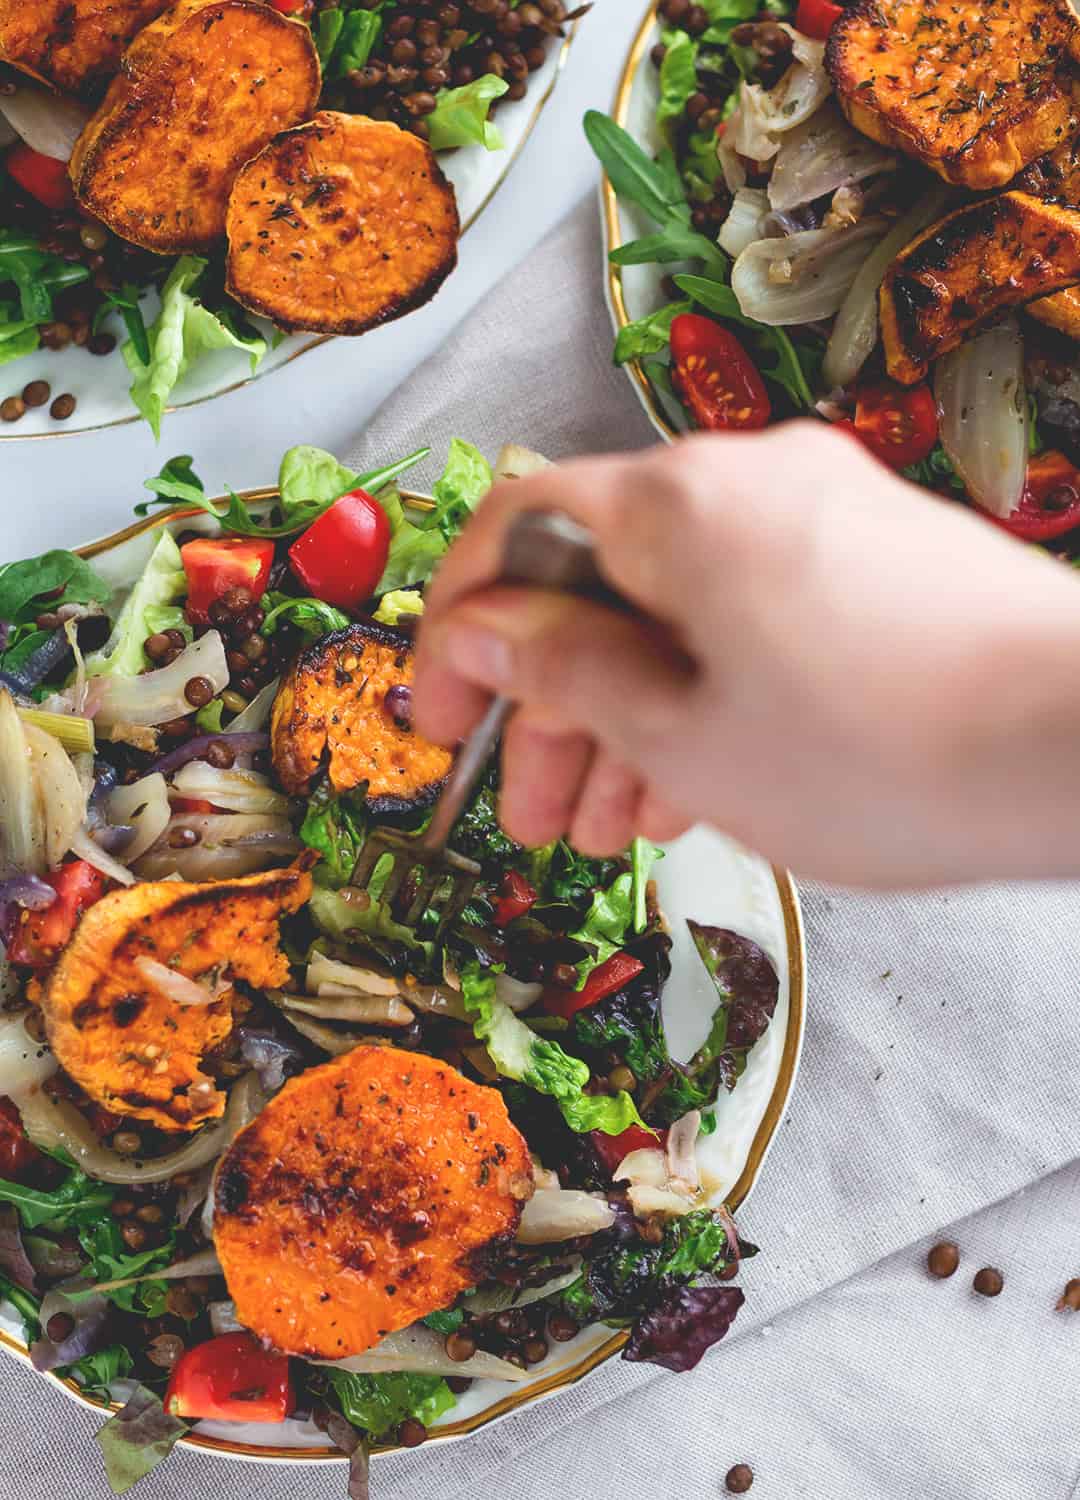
[0, 317, 38, 366]
[0, 1271, 40, 1339]
[427, 76, 509, 151]
[460, 964, 648, 1135]
[584, 110, 686, 224]
[69, 1344, 134, 1399]
[95, 1386, 189, 1495]
[421, 1306, 465, 1334]
[0, 1168, 113, 1232]
[327, 1369, 455, 1439]
[300, 780, 369, 887]
[261, 591, 350, 644]
[77, 1217, 176, 1314]
[96, 284, 151, 366]
[902, 443, 966, 493]
[674, 273, 819, 409]
[84, 530, 187, 678]
[699, 0, 759, 42]
[657, 29, 700, 138]
[420, 437, 493, 543]
[610, 226, 728, 278]
[614, 299, 692, 366]
[125, 256, 266, 438]
[630, 838, 662, 935]
[0, 551, 111, 626]
[0, 229, 91, 323]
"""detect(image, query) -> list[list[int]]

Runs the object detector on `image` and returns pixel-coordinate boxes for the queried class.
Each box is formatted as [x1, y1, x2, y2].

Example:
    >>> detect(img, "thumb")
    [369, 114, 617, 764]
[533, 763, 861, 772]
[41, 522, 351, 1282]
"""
[414, 585, 697, 766]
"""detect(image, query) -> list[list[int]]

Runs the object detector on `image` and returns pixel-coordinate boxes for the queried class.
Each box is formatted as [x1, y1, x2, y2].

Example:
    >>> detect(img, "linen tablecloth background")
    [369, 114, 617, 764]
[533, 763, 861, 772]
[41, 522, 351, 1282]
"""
[4, 201, 1080, 1500]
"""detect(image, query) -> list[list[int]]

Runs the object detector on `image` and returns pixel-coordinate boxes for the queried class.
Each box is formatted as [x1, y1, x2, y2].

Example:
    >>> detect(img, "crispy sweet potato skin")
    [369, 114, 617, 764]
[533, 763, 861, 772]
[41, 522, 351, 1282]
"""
[0, 0, 170, 99]
[826, 0, 1079, 189]
[69, 0, 320, 254]
[213, 1046, 532, 1357]
[225, 111, 459, 335]
[880, 192, 1080, 383]
[41, 865, 311, 1132]
[271, 621, 453, 810]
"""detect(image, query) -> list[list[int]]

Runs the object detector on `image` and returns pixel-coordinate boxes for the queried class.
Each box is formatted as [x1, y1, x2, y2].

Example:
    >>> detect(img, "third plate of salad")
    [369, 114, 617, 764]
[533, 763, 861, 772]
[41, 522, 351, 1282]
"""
[0, 436, 804, 1493]
[593, 0, 1080, 551]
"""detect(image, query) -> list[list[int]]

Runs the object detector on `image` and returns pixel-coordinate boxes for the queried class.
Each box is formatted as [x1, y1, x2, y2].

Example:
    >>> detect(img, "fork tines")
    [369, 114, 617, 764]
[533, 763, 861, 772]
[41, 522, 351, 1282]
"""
[350, 828, 482, 934]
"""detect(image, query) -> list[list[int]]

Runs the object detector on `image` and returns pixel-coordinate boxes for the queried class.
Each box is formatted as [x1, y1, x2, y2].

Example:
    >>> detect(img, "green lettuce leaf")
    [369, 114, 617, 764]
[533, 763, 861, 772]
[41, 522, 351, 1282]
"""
[300, 780, 369, 888]
[569, 871, 634, 985]
[328, 7, 383, 76]
[657, 30, 699, 138]
[0, 550, 111, 625]
[0, 316, 39, 366]
[260, 591, 350, 644]
[277, 444, 361, 516]
[426, 75, 509, 151]
[420, 437, 493, 544]
[460, 964, 647, 1135]
[84, 530, 187, 678]
[309, 883, 433, 959]
[630, 838, 663, 934]
[327, 1369, 455, 1440]
[195, 698, 224, 732]
[613, 299, 692, 366]
[373, 588, 425, 626]
[376, 488, 448, 594]
[125, 257, 266, 439]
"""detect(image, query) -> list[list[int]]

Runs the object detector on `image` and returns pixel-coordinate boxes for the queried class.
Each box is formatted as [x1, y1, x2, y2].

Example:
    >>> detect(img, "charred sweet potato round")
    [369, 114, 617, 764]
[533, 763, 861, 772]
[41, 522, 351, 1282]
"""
[41, 865, 311, 1133]
[270, 620, 453, 811]
[0, 0, 171, 99]
[225, 111, 459, 335]
[69, 0, 320, 253]
[213, 1046, 533, 1358]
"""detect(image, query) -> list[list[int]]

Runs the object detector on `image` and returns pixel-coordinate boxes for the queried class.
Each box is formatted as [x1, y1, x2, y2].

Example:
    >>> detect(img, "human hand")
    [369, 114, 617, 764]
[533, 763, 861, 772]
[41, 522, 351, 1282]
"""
[413, 426, 1080, 887]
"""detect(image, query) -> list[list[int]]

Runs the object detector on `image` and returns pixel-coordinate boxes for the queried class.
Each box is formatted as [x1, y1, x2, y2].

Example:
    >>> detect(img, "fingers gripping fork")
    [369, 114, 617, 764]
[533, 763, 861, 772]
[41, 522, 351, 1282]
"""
[349, 508, 616, 933]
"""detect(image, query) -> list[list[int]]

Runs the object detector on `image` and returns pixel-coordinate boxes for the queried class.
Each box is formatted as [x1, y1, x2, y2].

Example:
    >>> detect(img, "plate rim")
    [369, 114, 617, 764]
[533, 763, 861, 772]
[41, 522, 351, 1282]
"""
[600, 0, 682, 445]
[0, 495, 807, 1462]
[0, 21, 581, 446]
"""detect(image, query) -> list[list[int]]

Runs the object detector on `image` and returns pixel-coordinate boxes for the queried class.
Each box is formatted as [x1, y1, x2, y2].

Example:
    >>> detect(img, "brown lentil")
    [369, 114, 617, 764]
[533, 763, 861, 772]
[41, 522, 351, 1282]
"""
[110, 1198, 135, 1219]
[146, 1332, 185, 1369]
[88, 332, 117, 356]
[397, 1418, 428, 1448]
[46, 1312, 75, 1343]
[23, 1010, 47, 1044]
[522, 1336, 548, 1365]
[0, 396, 24, 422]
[205, 739, 236, 769]
[50, 393, 76, 420]
[120, 1222, 148, 1251]
[158, 715, 194, 738]
[973, 1267, 1004, 1298]
[169, 826, 200, 849]
[145, 632, 174, 663]
[111, 1130, 142, 1155]
[547, 1311, 578, 1342]
[22, 380, 50, 407]
[1057, 1279, 1080, 1311]
[445, 1330, 477, 1361]
[184, 675, 214, 708]
[725, 1464, 754, 1494]
[136, 1203, 165, 1225]
[927, 1242, 960, 1279]
[166, 1285, 199, 1319]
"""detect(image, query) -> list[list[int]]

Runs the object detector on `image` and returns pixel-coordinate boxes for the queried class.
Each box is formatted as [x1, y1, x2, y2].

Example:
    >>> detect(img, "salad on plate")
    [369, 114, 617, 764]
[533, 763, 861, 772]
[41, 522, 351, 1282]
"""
[0, 437, 784, 1495]
[592, 0, 1080, 551]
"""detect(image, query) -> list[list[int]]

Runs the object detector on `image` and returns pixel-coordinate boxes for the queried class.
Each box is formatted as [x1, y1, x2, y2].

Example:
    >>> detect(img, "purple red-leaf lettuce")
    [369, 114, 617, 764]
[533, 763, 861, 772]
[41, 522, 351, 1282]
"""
[623, 1284, 745, 1372]
[94, 1385, 189, 1495]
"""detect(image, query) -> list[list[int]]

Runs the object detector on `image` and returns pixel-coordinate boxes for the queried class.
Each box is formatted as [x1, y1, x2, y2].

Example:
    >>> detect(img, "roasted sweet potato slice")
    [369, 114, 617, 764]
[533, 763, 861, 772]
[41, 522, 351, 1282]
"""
[41, 864, 311, 1132]
[68, 0, 320, 254]
[827, 0, 1080, 190]
[270, 621, 453, 810]
[213, 1045, 532, 1358]
[1028, 285, 1080, 338]
[225, 111, 459, 335]
[880, 192, 1080, 383]
[0, 0, 170, 99]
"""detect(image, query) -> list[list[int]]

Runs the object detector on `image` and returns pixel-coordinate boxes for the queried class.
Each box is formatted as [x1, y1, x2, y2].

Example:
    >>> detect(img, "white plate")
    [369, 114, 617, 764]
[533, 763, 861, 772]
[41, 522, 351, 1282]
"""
[0, 502, 806, 1462]
[4, 32, 576, 443]
[601, 1, 690, 442]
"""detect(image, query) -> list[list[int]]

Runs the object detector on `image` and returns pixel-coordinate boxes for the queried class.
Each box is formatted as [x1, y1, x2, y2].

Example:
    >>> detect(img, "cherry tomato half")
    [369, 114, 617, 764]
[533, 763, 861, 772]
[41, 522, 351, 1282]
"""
[543, 951, 645, 1020]
[0, 1098, 48, 1182]
[985, 450, 1080, 541]
[852, 381, 938, 469]
[670, 314, 771, 432]
[492, 871, 537, 928]
[6, 861, 106, 969]
[165, 1333, 293, 1423]
[287, 489, 391, 611]
[795, 0, 844, 40]
[269, 0, 312, 12]
[181, 537, 275, 626]
[591, 1122, 664, 1176]
[5, 144, 72, 209]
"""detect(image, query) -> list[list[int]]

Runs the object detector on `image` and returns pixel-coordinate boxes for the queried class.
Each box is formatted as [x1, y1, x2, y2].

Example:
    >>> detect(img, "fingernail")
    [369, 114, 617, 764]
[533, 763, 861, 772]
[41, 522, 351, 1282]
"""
[440, 623, 513, 689]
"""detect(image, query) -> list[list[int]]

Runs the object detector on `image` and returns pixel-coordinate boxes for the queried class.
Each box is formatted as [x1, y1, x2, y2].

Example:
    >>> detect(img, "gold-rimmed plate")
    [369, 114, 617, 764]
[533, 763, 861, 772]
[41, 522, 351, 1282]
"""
[0, 494, 806, 1463]
[601, 1, 686, 442]
[3, 26, 579, 444]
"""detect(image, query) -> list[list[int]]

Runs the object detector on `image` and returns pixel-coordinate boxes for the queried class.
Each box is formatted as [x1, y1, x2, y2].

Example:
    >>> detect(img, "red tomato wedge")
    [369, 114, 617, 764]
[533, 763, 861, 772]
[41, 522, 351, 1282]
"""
[0, 1098, 49, 1181]
[795, 0, 844, 40]
[591, 1122, 664, 1176]
[165, 1333, 293, 1423]
[670, 314, 771, 432]
[181, 538, 275, 626]
[269, 0, 311, 11]
[5, 144, 72, 209]
[5, 861, 106, 969]
[985, 451, 1080, 541]
[287, 489, 391, 610]
[852, 381, 938, 469]
[493, 871, 537, 928]
[543, 952, 645, 1020]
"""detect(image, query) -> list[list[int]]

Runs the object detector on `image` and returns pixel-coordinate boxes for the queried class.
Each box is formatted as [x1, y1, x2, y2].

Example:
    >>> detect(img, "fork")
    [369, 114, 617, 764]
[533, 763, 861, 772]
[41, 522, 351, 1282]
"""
[349, 508, 622, 933]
